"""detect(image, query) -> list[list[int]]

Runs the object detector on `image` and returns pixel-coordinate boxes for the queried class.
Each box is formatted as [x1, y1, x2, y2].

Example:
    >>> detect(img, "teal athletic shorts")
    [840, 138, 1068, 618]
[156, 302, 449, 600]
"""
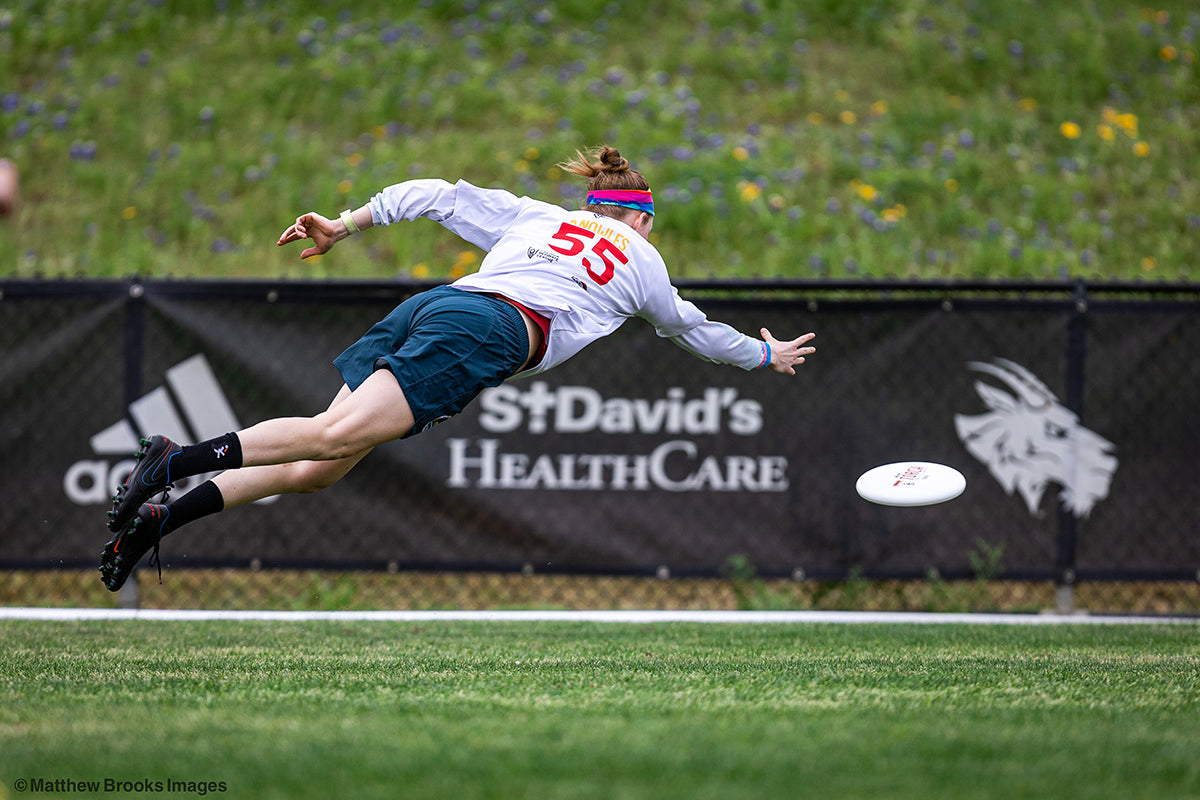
[333, 285, 529, 436]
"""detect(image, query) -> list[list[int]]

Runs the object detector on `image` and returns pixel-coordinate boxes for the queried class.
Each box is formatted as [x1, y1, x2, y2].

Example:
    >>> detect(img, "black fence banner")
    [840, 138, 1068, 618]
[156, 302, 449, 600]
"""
[3, 280, 1197, 582]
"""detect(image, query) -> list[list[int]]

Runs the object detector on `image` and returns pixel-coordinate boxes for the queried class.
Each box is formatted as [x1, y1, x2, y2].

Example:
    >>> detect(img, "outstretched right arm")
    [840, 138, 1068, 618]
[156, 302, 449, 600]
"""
[669, 320, 816, 374]
[639, 259, 817, 374]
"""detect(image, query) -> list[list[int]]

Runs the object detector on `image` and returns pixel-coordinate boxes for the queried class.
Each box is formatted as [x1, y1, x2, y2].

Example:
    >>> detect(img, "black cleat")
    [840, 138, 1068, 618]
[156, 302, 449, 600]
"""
[99, 504, 170, 592]
[107, 435, 182, 533]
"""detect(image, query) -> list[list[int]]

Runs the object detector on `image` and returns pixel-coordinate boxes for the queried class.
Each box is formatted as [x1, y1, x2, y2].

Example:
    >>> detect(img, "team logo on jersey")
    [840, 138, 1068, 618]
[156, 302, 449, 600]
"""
[526, 246, 560, 263]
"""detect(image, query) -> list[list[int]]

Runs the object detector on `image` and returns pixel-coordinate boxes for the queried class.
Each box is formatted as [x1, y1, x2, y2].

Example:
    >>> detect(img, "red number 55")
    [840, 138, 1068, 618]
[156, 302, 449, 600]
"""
[547, 222, 628, 286]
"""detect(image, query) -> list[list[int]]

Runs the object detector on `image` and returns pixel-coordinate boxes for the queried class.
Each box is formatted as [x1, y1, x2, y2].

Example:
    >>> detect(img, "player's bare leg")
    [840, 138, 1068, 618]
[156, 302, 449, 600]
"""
[100, 371, 415, 591]
[236, 368, 416, 466]
[212, 449, 372, 508]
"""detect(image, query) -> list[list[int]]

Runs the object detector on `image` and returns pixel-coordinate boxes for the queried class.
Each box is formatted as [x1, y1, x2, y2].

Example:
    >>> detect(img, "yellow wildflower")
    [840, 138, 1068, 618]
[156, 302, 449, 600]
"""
[1097, 124, 1115, 142]
[738, 181, 763, 202]
[1133, 141, 1150, 157]
[1060, 122, 1081, 139]
[839, 110, 857, 125]
[732, 146, 750, 161]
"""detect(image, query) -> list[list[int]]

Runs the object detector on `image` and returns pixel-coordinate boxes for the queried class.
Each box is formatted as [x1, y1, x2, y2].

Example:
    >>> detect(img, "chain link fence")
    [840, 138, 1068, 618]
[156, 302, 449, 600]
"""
[2, 278, 1197, 614]
[4, 570, 1200, 615]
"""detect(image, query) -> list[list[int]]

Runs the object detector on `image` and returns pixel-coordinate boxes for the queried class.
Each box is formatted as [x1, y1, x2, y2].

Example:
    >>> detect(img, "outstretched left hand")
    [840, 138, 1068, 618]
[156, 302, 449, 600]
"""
[277, 212, 339, 260]
[761, 328, 816, 375]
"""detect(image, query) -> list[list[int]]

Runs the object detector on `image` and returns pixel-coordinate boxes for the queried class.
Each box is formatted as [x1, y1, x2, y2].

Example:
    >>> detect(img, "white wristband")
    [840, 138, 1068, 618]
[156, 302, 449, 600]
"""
[339, 209, 360, 235]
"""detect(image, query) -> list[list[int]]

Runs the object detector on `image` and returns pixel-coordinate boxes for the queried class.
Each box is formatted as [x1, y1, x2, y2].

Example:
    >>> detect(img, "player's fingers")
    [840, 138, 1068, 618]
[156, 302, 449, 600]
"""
[288, 215, 313, 236]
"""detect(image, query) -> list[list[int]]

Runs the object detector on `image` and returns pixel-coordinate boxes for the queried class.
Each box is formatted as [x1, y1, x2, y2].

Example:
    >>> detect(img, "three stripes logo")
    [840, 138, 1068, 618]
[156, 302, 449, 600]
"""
[64, 354, 274, 505]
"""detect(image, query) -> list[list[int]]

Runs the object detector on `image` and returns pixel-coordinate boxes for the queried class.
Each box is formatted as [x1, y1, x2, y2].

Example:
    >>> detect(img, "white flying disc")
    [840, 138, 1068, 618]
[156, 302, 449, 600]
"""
[855, 462, 966, 507]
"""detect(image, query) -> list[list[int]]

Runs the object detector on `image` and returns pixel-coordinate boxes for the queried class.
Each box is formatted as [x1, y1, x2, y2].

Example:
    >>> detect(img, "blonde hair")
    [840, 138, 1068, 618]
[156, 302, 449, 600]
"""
[559, 146, 650, 221]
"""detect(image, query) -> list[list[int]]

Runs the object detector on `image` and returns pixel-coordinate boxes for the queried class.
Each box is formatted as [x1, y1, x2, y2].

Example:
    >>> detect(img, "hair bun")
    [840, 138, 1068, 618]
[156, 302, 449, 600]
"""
[599, 146, 629, 172]
[557, 145, 649, 195]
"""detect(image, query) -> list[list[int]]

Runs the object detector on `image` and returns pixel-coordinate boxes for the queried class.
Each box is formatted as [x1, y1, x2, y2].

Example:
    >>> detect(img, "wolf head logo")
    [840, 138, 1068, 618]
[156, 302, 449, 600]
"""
[954, 358, 1117, 518]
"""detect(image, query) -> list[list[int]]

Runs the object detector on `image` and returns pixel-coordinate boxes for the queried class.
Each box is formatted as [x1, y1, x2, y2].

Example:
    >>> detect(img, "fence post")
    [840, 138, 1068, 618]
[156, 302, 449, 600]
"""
[118, 281, 145, 611]
[1055, 281, 1089, 614]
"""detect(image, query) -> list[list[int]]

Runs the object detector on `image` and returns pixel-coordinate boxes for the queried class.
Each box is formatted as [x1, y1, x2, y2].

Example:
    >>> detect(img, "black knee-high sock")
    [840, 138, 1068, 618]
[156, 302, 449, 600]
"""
[160, 480, 225, 536]
[173, 432, 243, 478]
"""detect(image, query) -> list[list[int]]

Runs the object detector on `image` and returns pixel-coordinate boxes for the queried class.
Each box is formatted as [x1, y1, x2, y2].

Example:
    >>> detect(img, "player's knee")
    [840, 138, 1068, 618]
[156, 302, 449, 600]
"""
[310, 415, 369, 461]
[288, 461, 343, 493]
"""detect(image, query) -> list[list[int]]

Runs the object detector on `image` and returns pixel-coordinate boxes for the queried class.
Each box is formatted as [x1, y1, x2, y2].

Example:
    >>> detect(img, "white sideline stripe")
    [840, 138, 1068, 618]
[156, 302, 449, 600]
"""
[0, 608, 1194, 624]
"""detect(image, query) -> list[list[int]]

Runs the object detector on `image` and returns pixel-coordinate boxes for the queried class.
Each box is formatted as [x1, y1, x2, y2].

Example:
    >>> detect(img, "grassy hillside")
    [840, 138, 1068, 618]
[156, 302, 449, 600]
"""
[2, 0, 1197, 280]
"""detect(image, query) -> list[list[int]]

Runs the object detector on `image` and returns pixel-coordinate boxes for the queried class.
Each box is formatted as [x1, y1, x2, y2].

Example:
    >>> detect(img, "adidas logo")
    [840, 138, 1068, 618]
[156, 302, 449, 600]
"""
[64, 354, 275, 505]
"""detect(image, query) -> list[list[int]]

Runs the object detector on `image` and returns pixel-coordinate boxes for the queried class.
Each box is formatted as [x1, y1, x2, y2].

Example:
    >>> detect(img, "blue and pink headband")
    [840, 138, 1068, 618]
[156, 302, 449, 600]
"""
[585, 189, 654, 216]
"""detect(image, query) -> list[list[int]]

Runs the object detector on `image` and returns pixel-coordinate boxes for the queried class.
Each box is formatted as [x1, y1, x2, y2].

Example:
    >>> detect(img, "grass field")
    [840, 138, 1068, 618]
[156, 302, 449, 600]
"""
[3, 619, 1199, 799]
[3, 1, 1198, 281]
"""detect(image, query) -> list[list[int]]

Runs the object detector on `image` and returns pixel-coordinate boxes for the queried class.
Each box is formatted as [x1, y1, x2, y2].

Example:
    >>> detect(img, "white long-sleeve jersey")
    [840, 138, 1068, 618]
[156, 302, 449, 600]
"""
[367, 179, 769, 375]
